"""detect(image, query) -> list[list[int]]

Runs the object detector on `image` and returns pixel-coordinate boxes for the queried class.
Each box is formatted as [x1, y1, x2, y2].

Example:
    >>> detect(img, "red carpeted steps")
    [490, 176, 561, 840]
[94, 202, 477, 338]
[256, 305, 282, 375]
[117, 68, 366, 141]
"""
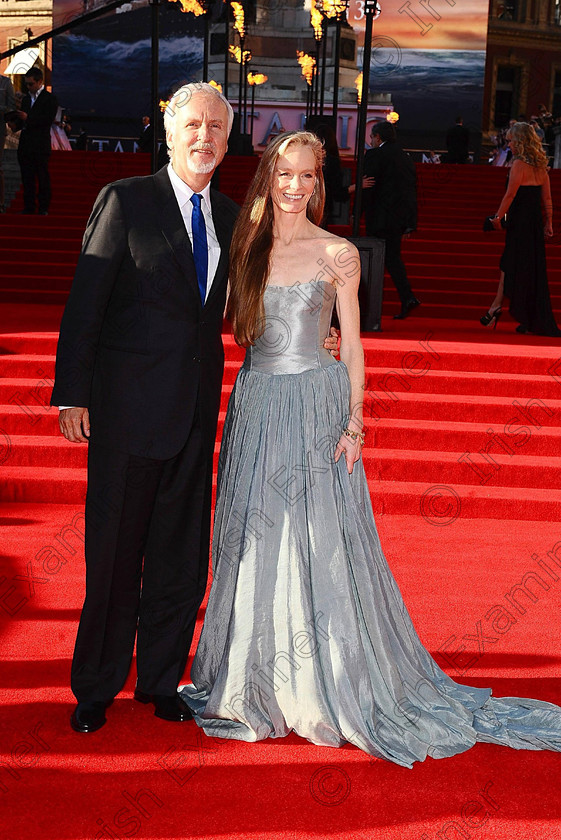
[2, 153, 561, 320]
[3, 329, 561, 521]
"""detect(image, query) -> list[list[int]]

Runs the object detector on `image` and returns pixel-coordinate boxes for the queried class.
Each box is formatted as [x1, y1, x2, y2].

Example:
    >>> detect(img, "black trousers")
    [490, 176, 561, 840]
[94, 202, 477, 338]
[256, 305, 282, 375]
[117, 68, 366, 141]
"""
[383, 232, 413, 305]
[17, 151, 51, 213]
[71, 419, 213, 702]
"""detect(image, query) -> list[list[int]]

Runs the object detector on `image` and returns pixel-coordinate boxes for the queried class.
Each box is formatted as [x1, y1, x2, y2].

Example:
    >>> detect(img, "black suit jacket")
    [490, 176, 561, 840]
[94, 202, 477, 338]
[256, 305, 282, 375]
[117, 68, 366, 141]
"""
[137, 124, 153, 153]
[18, 89, 58, 158]
[446, 124, 470, 163]
[363, 141, 417, 238]
[51, 166, 239, 460]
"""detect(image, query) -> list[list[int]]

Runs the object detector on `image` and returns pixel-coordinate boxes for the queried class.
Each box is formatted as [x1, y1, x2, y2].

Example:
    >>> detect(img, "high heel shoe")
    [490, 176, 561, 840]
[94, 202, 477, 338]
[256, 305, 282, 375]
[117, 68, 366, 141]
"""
[480, 307, 502, 329]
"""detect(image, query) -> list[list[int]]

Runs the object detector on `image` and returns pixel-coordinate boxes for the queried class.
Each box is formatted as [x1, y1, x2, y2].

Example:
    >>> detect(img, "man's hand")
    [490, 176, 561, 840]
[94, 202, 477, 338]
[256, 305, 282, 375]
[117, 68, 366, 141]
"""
[59, 408, 90, 443]
[323, 326, 340, 357]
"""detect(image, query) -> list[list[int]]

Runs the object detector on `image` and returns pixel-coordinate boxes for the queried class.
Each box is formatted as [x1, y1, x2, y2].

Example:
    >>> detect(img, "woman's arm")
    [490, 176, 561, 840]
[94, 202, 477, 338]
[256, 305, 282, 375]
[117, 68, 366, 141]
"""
[331, 240, 365, 474]
[541, 171, 553, 237]
[494, 160, 524, 221]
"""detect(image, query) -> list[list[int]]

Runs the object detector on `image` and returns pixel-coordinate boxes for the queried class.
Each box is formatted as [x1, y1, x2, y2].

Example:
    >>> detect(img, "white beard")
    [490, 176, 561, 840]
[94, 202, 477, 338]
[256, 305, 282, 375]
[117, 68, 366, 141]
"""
[187, 146, 217, 174]
[188, 156, 217, 174]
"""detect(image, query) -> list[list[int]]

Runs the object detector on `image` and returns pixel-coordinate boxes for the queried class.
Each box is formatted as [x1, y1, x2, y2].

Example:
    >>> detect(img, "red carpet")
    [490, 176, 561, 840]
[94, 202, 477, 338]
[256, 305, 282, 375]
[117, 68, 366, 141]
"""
[1, 155, 561, 838]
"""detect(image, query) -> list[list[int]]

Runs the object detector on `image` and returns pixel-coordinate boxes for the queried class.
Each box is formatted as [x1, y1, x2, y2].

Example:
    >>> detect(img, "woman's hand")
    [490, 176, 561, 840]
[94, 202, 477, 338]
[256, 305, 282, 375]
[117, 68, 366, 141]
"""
[347, 176, 375, 195]
[491, 216, 502, 231]
[544, 220, 553, 237]
[323, 326, 340, 357]
[334, 431, 363, 474]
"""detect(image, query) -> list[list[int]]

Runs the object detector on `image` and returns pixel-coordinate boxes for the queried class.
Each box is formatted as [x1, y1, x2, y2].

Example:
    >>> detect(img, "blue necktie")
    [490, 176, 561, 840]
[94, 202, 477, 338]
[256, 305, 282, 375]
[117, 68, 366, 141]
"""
[190, 193, 208, 303]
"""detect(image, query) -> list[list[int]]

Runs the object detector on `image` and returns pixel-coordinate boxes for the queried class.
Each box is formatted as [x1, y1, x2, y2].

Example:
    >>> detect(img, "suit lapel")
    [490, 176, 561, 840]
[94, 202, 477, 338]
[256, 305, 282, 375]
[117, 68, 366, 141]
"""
[153, 166, 201, 305]
[30, 89, 45, 110]
[205, 190, 230, 307]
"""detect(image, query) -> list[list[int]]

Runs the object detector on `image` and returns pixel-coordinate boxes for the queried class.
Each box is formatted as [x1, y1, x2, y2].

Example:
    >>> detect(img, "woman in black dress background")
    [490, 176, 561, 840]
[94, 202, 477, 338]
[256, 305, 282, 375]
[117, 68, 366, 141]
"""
[480, 122, 560, 336]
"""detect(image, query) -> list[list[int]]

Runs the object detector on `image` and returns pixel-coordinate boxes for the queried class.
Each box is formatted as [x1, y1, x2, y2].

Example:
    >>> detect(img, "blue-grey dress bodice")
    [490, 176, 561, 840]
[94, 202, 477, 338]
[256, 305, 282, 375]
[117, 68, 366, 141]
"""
[243, 280, 338, 375]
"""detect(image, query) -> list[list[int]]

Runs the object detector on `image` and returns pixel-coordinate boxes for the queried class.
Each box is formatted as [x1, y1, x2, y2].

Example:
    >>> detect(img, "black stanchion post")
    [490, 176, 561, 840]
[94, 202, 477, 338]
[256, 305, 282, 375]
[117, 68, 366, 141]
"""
[151, 0, 160, 174]
[203, 10, 209, 82]
[332, 5, 347, 126]
[250, 81, 256, 144]
[352, 0, 377, 237]
[243, 55, 249, 133]
[223, 2, 229, 98]
[320, 16, 327, 116]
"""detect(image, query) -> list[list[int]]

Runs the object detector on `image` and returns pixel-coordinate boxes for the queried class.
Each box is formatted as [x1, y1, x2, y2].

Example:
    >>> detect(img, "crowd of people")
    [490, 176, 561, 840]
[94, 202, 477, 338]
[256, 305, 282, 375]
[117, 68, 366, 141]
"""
[489, 104, 559, 165]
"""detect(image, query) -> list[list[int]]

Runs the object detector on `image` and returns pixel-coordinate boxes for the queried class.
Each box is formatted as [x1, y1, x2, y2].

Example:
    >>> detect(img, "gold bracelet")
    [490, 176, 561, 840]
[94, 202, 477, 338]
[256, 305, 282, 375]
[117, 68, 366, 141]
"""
[343, 427, 365, 445]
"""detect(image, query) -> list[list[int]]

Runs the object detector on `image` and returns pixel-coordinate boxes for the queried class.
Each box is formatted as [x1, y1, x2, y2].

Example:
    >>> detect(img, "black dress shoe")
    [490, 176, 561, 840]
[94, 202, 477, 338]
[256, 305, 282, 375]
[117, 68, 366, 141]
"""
[37, 210, 49, 216]
[393, 297, 421, 320]
[70, 701, 109, 733]
[134, 689, 192, 721]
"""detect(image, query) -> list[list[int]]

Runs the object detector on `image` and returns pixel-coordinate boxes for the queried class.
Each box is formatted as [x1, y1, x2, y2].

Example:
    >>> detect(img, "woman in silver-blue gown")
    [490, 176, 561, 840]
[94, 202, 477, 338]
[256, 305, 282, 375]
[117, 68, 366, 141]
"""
[180, 131, 561, 768]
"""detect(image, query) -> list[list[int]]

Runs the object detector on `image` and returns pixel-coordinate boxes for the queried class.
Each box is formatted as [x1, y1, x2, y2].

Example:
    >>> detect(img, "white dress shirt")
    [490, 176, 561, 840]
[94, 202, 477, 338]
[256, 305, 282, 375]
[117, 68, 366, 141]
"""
[167, 163, 221, 302]
[30, 85, 44, 106]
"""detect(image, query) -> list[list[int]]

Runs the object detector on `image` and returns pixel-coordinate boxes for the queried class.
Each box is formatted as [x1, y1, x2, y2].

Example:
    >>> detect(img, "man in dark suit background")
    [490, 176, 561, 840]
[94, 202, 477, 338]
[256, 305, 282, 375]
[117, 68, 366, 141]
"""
[446, 115, 470, 164]
[0, 70, 16, 213]
[16, 66, 58, 214]
[51, 82, 239, 733]
[137, 115, 153, 152]
[363, 120, 420, 320]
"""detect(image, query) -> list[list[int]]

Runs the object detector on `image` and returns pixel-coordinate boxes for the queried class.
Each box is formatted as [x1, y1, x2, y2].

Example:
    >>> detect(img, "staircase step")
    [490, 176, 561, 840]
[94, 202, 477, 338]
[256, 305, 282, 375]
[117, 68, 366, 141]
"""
[0, 404, 59, 435]
[3, 435, 88, 467]
[367, 479, 561, 521]
[217, 383, 561, 425]
[0, 466, 87, 503]
[2, 461, 560, 520]
[362, 448, 561, 490]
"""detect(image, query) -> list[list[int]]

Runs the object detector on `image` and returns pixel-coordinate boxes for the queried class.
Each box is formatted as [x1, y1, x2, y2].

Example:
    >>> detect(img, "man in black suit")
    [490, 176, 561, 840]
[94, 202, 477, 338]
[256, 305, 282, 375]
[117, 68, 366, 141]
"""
[446, 116, 470, 164]
[363, 121, 420, 320]
[16, 67, 58, 214]
[0, 71, 16, 212]
[51, 82, 239, 733]
[137, 115, 153, 152]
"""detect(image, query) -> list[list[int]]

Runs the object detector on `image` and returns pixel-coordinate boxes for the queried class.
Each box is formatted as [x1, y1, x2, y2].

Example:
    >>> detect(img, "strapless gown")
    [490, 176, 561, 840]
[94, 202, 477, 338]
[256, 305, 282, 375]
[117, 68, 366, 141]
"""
[500, 184, 560, 336]
[180, 280, 561, 768]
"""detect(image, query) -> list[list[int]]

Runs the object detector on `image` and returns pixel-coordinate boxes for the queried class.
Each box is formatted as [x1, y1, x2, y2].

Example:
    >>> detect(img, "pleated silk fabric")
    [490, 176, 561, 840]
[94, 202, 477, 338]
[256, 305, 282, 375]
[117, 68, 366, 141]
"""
[180, 279, 561, 767]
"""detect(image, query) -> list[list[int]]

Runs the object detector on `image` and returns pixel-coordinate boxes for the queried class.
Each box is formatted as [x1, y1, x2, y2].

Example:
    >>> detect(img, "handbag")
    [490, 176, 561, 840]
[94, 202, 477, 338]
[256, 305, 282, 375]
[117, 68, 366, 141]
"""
[483, 215, 507, 232]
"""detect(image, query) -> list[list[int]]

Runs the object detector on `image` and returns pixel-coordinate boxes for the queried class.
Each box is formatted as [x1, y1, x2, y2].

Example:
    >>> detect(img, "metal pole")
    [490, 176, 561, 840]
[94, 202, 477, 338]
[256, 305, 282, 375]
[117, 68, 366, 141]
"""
[238, 40, 244, 137]
[223, 3, 229, 99]
[352, 3, 376, 236]
[250, 83, 256, 148]
[332, 16, 341, 126]
[243, 57, 249, 135]
[203, 13, 209, 82]
[320, 17, 327, 117]
[151, 0, 160, 174]
[312, 49, 319, 115]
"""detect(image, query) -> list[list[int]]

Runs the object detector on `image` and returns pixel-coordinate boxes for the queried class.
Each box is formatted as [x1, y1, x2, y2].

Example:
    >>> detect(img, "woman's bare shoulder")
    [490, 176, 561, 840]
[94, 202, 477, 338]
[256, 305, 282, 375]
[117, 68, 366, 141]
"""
[310, 229, 360, 259]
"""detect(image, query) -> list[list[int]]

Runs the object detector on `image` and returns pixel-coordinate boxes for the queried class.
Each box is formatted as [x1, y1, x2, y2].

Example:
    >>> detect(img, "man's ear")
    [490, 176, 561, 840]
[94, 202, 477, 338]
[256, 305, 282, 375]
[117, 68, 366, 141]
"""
[165, 127, 173, 154]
